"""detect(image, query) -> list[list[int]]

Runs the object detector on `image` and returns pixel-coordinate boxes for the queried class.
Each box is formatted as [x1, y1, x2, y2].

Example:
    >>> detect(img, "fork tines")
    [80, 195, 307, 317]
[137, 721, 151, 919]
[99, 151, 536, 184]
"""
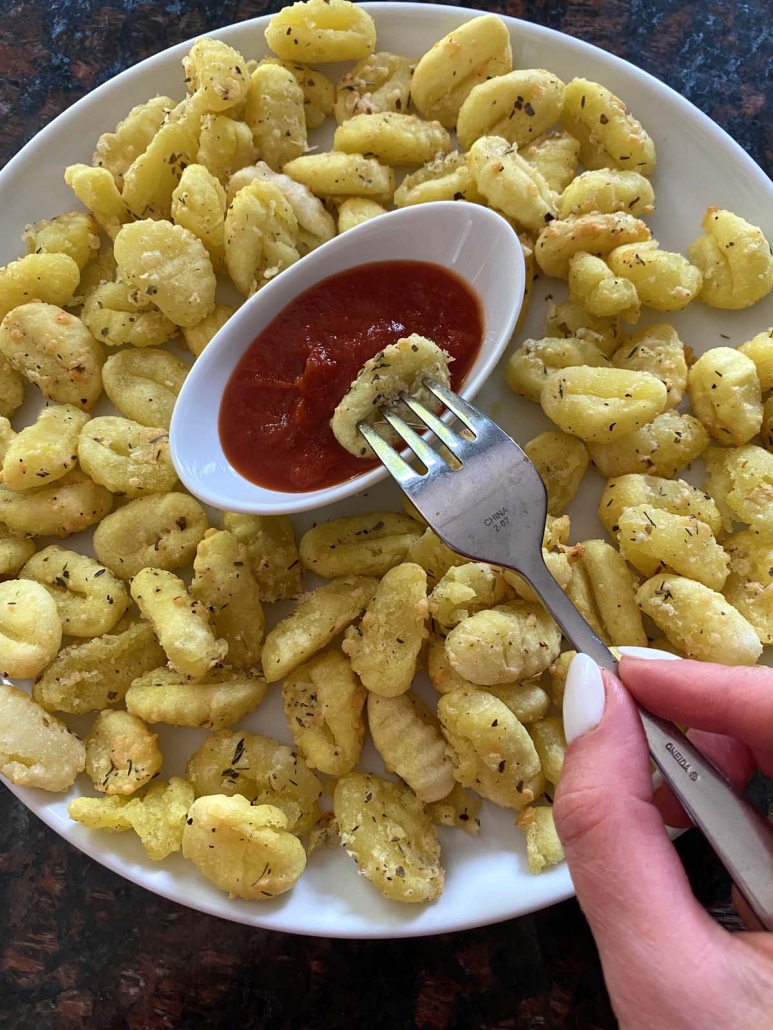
[357, 377, 480, 485]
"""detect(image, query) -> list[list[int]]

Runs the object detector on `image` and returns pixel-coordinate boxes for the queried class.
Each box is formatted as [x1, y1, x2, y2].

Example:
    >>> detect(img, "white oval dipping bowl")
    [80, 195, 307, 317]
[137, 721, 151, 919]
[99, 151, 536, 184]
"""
[170, 201, 525, 514]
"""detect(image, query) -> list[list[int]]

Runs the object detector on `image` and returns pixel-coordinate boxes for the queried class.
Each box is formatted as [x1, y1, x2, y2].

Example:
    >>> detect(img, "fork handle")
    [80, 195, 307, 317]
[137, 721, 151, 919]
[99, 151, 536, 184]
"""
[521, 555, 773, 932]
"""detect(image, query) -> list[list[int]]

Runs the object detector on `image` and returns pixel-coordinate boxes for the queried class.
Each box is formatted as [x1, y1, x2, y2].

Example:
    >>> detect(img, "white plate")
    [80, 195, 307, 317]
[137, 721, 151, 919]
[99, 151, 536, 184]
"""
[2, 4, 772, 940]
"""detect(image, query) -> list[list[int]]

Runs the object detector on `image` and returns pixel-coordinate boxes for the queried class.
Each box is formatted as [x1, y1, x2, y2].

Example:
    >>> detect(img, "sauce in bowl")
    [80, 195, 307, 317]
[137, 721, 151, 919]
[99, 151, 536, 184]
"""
[219, 260, 484, 493]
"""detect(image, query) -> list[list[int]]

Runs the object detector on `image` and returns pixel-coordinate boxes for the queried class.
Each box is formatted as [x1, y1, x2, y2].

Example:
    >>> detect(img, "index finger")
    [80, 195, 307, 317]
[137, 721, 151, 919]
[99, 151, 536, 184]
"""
[618, 656, 773, 752]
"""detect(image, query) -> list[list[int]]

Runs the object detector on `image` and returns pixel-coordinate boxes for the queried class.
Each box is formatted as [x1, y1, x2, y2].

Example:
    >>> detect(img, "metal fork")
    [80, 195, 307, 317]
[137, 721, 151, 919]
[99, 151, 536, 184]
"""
[360, 377, 773, 931]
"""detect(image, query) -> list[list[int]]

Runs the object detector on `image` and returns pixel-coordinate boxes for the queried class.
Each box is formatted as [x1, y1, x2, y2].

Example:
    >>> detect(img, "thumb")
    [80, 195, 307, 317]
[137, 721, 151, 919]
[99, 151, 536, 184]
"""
[555, 655, 728, 1010]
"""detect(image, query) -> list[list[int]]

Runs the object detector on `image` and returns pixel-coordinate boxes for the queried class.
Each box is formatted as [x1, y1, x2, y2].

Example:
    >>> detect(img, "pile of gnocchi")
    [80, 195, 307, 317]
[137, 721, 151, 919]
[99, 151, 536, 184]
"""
[1, 0, 772, 907]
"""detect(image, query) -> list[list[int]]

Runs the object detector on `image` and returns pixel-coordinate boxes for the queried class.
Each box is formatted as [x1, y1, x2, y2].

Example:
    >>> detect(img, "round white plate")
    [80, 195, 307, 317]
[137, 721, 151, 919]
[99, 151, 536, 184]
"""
[1, 4, 772, 939]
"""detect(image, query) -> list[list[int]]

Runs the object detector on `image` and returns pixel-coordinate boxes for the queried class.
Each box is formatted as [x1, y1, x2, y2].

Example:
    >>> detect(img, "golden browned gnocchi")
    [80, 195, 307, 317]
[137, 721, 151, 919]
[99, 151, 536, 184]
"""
[245, 63, 307, 172]
[259, 58, 335, 129]
[687, 207, 773, 309]
[506, 336, 609, 404]
[437, 688, 543, 809]
[444, 600, 561, 685]
[120, 111, 199, 221]
[704, 445, 773, 528]
[587, 410, 709, 479]
[334, 111, 451, 167]
[0, 683, 85, 791]
[300, 512, 422, 578]
[598, 473, 723, 539]
[185, 729, 322, 835]
[131, 567, 227, 678]
[171, 163, 228, 272]
[64, 164, 131, 239]
[394, 151, 483, 208]
[183, 795, 307, 899]
[331, 334, 451, 458]
[343, 562, 428, 696]
[125, 667, 267, 730]
[197, 113, 255, 184]
[429, 562, 508, 632]
[0, 580, 62, 678]
[523, 431, 590, 515]
[265, 0, 376, 64]
[262, 575, 377, 682]
[0, 303, 104, 409]
[516, 805, 565, 874]
[467, 136, 556, 233]
[607, 240, 703, 312]
[282, 650, 365, 776]
[0, 522, 35, 579]
[81, 282, 178, 350]
[688, 347, 763, 445]
[528, 717, 566, 787]
[724, 529, 773, 644]
[93, 493, 208, 581]
[457, 69, 565, 151]
[33, 619, 165, 714]
[1, 404, 89, 491]
[410, 14, 512, 129]
[334, 771, 444, 903]
[611, 323, 689, 409]
[102, 348, 188, 430]
[85, 709, 163, 795]
[636, 573, 762, 665]
[429, 783, 482, 836]
[337, 197, 387, 232]
[617, 505, 728, 589]
[20, 545, 130, 637]
[543, 299, 624, 357]
[224, 180, 300, 296]
[0, 354, 24, 418]
[406, 526, 468, 585]
[561, 77, 656, 175]
[558, 169, 654, 219]
[93, 95, 175, 187]
[738, 329, 773, 392]
[333, 51, 413, 123]
[567, 252, 640, 322]
[114, 219, 217, 327]
[78, 416, 177, 497]
[222, 512, 302, 602]
[367, 691, 455, 803]
[181, 304, 236, 358]
[283, 151, 395, 198]
[521, 129, 580, 194]
[183, 37, 250, 112]
[22, 211, 100, 271]
[0, 470, 113, 539]
[535, 212, 651, 279]
[114, 777, 194, 861]
[540, 366, 668, 444]
[575, 538, 647, 646]
[190, 528, 264, 669]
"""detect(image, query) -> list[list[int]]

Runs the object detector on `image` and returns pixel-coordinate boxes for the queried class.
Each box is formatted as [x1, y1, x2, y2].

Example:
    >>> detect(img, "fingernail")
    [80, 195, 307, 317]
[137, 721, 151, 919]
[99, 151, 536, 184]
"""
[617, 646, 682, 661]
[563, 653, 606, 744]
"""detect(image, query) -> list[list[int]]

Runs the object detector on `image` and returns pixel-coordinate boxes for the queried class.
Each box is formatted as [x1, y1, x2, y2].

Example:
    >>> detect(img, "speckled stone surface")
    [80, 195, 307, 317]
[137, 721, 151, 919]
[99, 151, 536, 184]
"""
[1, 1, 771, 1027]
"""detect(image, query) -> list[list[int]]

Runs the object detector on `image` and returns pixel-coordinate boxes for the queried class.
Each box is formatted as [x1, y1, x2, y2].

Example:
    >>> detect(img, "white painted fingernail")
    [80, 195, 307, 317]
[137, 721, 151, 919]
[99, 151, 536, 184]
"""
[563, 653, 606, 745]
[617, 646, 682, 661]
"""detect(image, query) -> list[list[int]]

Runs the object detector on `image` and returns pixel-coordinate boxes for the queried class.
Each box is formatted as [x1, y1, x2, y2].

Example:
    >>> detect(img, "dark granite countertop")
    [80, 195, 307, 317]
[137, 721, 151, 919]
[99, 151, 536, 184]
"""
[1, 1, 771, 1027]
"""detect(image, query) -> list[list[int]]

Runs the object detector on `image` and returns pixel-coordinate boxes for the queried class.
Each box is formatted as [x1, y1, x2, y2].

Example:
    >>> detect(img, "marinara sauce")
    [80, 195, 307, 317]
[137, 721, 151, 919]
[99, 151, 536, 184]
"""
[219, 260, 484, 492]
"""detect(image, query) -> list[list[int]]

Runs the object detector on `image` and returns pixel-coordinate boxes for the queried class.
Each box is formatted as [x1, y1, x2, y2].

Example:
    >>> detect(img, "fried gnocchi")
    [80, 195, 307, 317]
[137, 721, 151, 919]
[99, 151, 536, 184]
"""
[125, 667, 267, 730]
[300, 512, 423, 578]
[334, 771, 444, 902]
[85, 709, 163, 795]
[0, 683, 84, 791]
[687, 207, 773, 309]
[1, 403, 89, 491]
[282, 650, 366, 776]
[343, 563, 428, 696]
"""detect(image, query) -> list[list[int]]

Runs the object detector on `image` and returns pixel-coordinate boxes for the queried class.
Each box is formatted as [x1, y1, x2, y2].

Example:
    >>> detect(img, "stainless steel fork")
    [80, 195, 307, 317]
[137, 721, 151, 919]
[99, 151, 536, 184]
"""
[360, 377, 773, 931]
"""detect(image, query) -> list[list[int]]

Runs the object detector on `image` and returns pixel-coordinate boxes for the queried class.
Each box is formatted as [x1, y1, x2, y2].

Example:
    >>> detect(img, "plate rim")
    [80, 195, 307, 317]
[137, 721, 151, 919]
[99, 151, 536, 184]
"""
[0, 1, 769, 939]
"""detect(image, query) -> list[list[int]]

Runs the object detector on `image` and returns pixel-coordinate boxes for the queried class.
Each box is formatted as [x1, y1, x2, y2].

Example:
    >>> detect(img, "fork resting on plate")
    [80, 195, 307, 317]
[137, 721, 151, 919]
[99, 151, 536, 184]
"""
[360, 378, 773, 932]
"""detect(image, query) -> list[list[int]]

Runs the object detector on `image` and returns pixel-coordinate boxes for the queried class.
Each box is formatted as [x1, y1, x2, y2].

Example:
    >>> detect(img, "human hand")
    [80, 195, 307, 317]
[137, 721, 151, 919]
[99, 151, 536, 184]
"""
[554, 651, 773, 1030]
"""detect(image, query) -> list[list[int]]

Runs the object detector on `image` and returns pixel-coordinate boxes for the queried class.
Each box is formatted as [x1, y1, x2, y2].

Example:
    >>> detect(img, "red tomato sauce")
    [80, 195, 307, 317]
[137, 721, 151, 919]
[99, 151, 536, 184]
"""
[219, 260, 484, 493]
